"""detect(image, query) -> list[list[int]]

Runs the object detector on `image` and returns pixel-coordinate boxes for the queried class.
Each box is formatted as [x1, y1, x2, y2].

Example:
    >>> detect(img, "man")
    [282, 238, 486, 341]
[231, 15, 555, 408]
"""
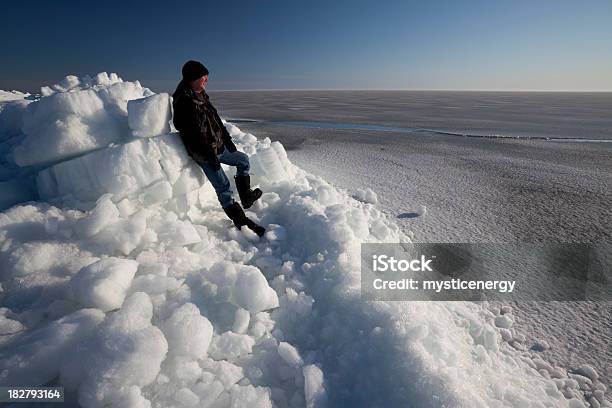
[172, 60, 265, 236]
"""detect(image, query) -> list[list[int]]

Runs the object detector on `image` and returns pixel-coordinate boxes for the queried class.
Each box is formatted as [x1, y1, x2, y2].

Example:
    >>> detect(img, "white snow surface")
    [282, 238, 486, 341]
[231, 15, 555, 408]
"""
[12, 72, 154, 167]
[0, 90, 30, 102]
[127, 92, 172, 138]
[0, 74, 608, 408]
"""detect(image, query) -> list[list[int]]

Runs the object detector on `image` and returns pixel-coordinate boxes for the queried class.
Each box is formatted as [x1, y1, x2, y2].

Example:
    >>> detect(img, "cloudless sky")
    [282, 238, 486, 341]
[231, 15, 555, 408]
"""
[2, 0, 611, 92]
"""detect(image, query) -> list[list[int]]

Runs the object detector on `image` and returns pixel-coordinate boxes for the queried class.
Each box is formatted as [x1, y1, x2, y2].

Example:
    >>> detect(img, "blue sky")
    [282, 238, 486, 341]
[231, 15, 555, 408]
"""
[2, 0, 611, 92]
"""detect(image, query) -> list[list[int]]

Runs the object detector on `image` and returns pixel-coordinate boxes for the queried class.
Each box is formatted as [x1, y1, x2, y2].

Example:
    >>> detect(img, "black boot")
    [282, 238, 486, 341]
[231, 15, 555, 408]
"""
[234, 175, 262, 209]
[222, 201, 266, 237]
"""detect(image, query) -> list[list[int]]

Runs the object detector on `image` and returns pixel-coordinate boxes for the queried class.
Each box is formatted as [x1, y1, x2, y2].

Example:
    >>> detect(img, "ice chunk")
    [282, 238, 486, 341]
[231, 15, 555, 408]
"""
[0, 89, 30, 102]
[573, 364, 599, 382]
[174, 387, 199, 406]
[278, 342, 303, 368]
[139, 180, 173, 206]
[209, 331, 255, 361]
[201, 359, 244, 389]
[93, 72, 121, 88]
[0, 313, 24, 336]
[230, 385, 272, 408]
[14, 88, 124, 166]
[69, 257, 138, 312]
[173, 167, 202, 196]
[60, 293, 168, 407]
[192, 380, 225, 406]
[128, 93, 171, 138]
[251, 145, 288, 183]
[303, 364, 327, 408]
[270, 141, 295, 177]
[156, 217, 201, 247]
[51, 75, 81, 93]
[206, 261, 238, 288]
[233, 265, 279, 313]
[5, 241, 96, 278]
[129, 274, 182, 296]
[494, 314, 513, 329]
[417, 205, 427, 216]
[0, 99, 31, 139]
[160, 303, 213, 359]
[90, 210, 148, 255]
[353, 188, 378, 204]
[165, 358, 203, 384]
[232, 308, 250, 334]
[532, 339, 550, 352]
[117, 197, 138, 217]
[75, 194, 120, 237]
[36, 134, 195, 207]
[111, 386, 152, 408]
[98, 81, 151, 116]
[0, 309, 104, 386]
[347, 208, 370, 239]
[370, 218, 393, 241]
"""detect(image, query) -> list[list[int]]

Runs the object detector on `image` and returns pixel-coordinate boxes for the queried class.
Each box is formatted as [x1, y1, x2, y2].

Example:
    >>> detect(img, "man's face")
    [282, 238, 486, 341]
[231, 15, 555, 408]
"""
[190, 75, 208, 92]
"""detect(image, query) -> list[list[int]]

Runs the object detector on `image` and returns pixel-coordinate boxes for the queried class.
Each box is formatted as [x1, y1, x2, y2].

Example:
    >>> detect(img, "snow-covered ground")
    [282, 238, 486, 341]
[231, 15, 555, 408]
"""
[229, 118, 612, 398]
[0, 74, 609, 407]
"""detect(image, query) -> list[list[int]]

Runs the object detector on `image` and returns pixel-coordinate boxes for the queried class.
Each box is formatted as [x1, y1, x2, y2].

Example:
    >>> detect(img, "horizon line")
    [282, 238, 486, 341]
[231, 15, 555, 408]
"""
[4, 82, 612, 94]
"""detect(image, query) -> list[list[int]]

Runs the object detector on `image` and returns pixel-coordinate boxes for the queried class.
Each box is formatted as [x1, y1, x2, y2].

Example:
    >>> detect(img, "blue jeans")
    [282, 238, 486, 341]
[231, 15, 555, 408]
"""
[198, 147, 251, 208]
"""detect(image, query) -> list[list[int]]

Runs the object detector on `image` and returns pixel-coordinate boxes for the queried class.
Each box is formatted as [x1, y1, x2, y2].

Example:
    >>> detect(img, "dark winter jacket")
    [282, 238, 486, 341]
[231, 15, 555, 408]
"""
[172, 80, 237, 169]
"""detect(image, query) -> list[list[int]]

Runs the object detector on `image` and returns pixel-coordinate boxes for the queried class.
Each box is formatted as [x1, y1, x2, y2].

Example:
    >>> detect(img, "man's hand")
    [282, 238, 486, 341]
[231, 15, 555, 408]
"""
[192, 152, 221, 171]
[222, 128, 238, 153]
[210, 157, 222, 171]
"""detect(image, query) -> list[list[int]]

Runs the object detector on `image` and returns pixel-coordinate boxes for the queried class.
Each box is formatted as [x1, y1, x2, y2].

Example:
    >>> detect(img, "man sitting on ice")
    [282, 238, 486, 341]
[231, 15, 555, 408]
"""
[172, 60, 265, 236]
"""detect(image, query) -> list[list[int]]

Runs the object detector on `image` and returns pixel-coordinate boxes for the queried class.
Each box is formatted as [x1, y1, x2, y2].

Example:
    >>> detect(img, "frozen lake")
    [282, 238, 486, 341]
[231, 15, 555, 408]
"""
[210, 90, 612, 243]
[210, 90, 612, 140]
[211, 90, 612, 391]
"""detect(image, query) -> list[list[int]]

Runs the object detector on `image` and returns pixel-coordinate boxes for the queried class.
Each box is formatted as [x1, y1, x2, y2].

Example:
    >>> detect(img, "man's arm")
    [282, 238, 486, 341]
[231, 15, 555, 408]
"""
[222, 127, 237, 153]
[209, 102, 237, 153]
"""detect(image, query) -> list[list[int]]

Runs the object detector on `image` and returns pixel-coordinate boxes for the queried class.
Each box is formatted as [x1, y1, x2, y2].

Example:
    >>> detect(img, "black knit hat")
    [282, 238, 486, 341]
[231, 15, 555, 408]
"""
[182, 60, 209, 82]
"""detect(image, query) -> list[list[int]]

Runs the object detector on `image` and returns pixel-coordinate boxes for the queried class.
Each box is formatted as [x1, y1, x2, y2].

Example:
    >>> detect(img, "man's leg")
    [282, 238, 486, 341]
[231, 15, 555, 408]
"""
[197, 155, 265, 236]
[217, 147, 262, 208]
[217, 147, 250, 176]
[199, 161, 234, 208]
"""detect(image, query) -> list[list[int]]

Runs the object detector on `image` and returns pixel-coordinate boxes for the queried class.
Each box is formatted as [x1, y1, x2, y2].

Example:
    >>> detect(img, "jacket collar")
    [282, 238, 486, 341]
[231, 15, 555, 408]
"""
[172, 79, 209, 102]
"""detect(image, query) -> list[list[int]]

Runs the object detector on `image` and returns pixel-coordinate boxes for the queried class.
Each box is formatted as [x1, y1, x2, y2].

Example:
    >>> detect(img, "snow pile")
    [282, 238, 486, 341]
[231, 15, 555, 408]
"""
[0, 74, 609, 408]
[0, 73, 161, 211]
[36, 134, 201, 209]
[0, 89, 30, 102]
[490, 305, 610, 406]
[15, 73, 154, 167]
[352, 188, 378, 204]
